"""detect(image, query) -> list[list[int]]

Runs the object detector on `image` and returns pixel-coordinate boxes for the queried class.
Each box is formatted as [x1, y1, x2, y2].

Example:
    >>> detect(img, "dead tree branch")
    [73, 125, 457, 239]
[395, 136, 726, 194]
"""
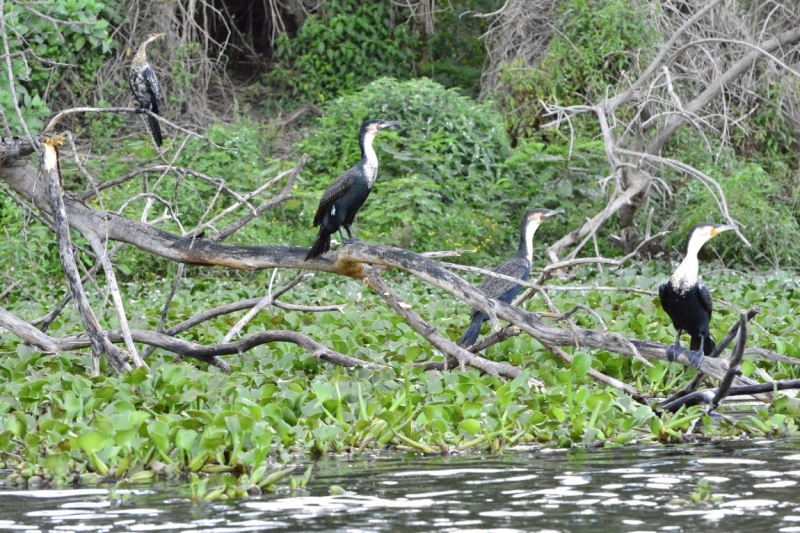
[40, 136, 130, 375]
[0, 135, 769, 396]
[0, 306, 378, 373]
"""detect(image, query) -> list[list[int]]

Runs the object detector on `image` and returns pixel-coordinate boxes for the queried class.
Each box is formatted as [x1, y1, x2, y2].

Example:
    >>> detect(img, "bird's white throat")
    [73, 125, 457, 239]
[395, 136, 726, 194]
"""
[363, 132, 379, 184]
[670, 255, 699, 293]
[669, 236, 705, 292]
[524, 221, 541, 263]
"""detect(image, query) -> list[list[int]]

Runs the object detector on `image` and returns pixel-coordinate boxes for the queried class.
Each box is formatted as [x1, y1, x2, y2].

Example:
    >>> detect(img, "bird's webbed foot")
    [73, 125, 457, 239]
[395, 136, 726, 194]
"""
[134, 106, 145, 114]
[685, 349, 705, 370]
[666, 330, 684, 363]
[341, 226, 359, 243]
[665, 343, 686, 363]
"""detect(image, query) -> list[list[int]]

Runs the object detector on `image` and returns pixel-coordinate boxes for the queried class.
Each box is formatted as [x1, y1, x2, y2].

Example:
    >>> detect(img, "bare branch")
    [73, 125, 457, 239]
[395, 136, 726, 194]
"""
[709, 310, 749, 411]
[363, 265, 525, 379]
[539, 341, 648, 404]
[40, 136, 130, 374]
[44, 107, 225, 148]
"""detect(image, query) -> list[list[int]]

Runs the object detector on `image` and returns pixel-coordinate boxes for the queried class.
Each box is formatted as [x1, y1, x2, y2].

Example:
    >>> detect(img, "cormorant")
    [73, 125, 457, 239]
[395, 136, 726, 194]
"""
[458, 208, 564, 348]
[129, 32, 165, 146]
[659, 222, 735, 368]
[305, 119, 399, 261]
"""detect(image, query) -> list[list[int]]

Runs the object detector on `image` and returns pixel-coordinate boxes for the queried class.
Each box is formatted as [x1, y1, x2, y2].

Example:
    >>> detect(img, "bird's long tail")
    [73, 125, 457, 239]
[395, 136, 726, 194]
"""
[305, 231, 331, 261]
[690, 334, 716, 356]
[458, 315, 484, 348]
[147, 114, 163, 146]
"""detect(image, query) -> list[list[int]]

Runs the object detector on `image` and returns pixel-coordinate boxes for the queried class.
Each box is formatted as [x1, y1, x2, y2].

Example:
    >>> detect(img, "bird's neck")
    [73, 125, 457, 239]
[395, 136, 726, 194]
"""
[360, 132, 379, 183]
[133, 41, 150, 67]
[670, 242, 701, 291]
[518, 221, 540, 263]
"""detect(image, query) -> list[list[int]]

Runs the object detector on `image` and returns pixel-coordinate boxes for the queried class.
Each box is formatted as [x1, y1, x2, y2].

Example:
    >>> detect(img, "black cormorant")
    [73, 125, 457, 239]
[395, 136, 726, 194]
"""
[458, 208, 564, 348]
[659, 222, 735, 368]
[305, 119, 398, 261]
[129, 32, 165, 146]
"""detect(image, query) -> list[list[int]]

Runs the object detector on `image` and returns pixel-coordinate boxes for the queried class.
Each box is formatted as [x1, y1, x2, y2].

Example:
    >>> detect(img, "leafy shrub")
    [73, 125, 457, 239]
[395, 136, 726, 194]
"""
[416, 0, 490, 97]
[495, 0, 656, 140]
[271, 0, 419, 103]
[293, 77, 566, 259]
[729, 82, 800, 199]
[666, 157, 800, 269]
[1, 0, 119, 133]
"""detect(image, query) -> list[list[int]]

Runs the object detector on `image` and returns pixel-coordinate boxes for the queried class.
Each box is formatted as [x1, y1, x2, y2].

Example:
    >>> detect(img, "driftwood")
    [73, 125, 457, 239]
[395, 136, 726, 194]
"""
[0, 132, 773, 413]
[4, 0, 800, 415]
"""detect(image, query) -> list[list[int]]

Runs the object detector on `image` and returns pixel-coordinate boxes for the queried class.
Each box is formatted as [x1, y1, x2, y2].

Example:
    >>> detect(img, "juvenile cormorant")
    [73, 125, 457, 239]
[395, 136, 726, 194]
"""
[458, 208, 564, 348]
[305, 119, 399, 261]
[129, 32, 165, 146]
[659, 222, 735, 368]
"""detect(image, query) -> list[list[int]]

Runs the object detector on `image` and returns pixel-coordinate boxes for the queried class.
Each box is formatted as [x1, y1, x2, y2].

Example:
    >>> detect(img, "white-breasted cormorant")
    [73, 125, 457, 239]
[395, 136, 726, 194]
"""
[129, 32, 165, 146]
[659, 222, 735, 368]
[458, 208, 564, 347]
[305, 119, 398, 260]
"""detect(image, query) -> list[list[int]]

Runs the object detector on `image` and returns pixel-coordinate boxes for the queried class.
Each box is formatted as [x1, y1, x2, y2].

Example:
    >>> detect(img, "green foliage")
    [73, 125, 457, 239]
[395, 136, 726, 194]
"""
[294, 77, 571, 259]
[664, 146, 800, 269]
[1, 263, 798, 488]
[416, 0, 491, 97]
[495, 0, 656, 139]
[729, 82, 800, 202]
[271, 0, 420, 103]
[1, 0, 119, 133]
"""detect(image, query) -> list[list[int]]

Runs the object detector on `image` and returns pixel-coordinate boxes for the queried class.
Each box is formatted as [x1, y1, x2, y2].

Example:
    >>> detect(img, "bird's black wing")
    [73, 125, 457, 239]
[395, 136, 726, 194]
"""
[312, 167, 358, 227]
[658, 282, 672, 316]
[142, 65, 161, 114]
[697, 281, 713, 320]
[478, 257, 529, 300]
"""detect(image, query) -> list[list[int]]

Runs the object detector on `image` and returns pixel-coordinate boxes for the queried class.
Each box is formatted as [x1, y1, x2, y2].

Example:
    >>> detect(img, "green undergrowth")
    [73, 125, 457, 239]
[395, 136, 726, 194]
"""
[293, 77, 607, 260]
[1, 263, 800, 494]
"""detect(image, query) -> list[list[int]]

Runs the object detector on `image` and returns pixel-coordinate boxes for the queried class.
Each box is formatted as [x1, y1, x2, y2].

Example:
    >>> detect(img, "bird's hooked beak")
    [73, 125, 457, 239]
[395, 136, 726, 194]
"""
[542, 208, 565, 219]
[710, 224, 736, 237]
[378, 121, 399, 131]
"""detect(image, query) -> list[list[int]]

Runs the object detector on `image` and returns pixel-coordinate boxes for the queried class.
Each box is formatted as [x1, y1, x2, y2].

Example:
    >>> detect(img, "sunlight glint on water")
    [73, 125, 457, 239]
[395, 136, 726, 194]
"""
[4, 441, 800, 531]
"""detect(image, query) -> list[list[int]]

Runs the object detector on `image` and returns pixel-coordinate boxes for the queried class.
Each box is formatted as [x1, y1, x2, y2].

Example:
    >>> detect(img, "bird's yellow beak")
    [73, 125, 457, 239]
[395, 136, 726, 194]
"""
[710, 224, 736, 237]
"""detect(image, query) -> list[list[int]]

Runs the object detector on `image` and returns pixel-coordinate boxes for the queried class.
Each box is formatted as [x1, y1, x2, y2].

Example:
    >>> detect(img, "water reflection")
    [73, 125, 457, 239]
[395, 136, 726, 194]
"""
[3, 440, 800, 532]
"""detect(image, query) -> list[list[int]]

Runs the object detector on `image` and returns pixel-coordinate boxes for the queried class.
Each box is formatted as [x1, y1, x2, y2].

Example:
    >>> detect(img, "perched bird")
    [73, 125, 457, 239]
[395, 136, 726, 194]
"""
[305, 119, 399, 261]
[458, 208, 564, 348]
[129, 32, 165, 146]
[659, 223, 735, 368]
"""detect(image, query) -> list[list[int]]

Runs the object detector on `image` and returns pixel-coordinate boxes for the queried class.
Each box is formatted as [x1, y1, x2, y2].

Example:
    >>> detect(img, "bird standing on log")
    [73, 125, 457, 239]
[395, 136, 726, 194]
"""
[305, 119, 399, 261]
[129, 32, 165, 147]
[659, 223, 735, 368]
[458, 208, 564, 348]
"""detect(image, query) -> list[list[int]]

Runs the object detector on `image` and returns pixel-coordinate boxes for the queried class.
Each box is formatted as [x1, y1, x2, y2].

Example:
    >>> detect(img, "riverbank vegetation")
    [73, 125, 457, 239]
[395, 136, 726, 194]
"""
[0, 0, 799, 497]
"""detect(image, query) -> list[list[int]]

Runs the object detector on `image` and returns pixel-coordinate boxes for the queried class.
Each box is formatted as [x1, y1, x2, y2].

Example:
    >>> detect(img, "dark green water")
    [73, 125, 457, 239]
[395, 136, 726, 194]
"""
[3, 440, 800, 532]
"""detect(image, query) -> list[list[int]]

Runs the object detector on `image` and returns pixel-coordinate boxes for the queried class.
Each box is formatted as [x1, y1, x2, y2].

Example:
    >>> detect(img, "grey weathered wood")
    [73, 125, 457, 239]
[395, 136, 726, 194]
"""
[0, 139, 767, 391]
[41, 138, 131, 375]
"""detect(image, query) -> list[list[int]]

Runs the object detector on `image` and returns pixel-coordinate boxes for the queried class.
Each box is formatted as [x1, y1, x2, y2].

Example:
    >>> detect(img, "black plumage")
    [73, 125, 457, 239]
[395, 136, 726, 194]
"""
[129, 32, 165, 146]
[458, 208, 564, 348]
[659, 222, 735, 368]
[305, 119, 398, 261]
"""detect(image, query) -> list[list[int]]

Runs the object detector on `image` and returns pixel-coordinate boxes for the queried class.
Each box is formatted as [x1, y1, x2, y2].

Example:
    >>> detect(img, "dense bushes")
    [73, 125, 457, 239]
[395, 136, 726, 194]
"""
[1, 0, 119, 132]
[271, 0, 419, 103]
[665, 150, 800, 269]
[293, 77, 577, 260]
[495, 0, 656, 140]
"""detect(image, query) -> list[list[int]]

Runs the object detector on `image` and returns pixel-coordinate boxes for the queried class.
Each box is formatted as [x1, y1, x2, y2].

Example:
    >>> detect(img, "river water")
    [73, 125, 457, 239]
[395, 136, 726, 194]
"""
[3, 439, 800, 532]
